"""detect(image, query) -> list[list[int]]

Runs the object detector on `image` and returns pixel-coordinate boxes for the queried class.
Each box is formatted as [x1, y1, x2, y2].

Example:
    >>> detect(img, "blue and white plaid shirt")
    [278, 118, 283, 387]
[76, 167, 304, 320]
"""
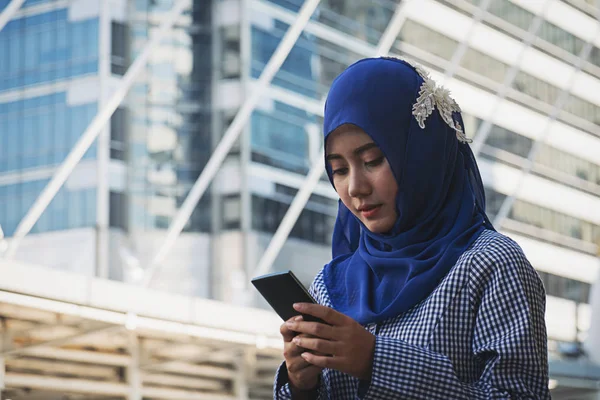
[274, 230, 550, 399]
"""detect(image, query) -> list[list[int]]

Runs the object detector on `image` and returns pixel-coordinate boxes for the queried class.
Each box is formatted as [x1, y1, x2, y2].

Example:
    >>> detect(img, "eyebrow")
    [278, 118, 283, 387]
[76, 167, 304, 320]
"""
[326, 142, 379, 162]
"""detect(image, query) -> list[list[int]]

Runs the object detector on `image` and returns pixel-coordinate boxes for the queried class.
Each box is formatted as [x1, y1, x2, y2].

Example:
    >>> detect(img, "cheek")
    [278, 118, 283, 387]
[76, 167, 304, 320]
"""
[376, 170, 399, 206]
[333, 179, 352, 208]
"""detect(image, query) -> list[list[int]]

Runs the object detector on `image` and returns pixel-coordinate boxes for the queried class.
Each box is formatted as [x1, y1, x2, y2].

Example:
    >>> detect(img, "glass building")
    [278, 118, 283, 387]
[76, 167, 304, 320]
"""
[0, 0, 599, 398]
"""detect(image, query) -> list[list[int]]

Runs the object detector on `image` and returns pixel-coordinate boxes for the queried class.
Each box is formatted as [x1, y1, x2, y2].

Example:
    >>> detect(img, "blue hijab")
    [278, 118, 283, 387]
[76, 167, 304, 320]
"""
[322, 57, 493, 325]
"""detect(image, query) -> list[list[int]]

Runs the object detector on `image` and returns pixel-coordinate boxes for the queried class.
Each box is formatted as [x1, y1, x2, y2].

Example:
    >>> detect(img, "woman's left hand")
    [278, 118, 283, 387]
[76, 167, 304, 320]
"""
[286, 303, 375, 381]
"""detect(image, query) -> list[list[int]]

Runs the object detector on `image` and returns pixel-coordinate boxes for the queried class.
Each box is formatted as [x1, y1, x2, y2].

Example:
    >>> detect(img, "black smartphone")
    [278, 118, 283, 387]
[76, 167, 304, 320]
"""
[251, 270, 325, 324]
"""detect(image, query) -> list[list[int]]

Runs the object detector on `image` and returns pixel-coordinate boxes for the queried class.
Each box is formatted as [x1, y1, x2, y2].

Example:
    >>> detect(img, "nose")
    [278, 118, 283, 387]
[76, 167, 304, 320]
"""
[348, 169, 371, 198]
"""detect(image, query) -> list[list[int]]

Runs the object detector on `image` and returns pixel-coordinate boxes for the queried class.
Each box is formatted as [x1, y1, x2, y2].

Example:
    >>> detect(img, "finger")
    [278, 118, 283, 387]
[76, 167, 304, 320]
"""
[280, 316, 303, 342]
[286, 355, 314, 373]
[294, 364, 324, 382]
[301, 352, 337, 370]
[283, 341, 306, 359]
[292, 337, 337, 356]
[293, 303, 348, 326]
[285, 320, 336, 340]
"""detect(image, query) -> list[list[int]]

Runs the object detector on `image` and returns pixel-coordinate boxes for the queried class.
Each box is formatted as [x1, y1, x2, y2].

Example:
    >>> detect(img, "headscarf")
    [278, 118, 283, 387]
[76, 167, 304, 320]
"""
[322, 57, 494, 325]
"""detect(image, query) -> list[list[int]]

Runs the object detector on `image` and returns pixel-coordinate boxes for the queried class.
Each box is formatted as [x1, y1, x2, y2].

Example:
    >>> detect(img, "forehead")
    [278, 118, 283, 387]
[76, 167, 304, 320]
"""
[326, 124, 375, 153]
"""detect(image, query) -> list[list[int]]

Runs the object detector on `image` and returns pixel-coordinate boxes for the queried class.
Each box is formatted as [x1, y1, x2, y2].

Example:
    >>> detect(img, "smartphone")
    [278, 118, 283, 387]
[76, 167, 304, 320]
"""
[251, 270, 325, 324]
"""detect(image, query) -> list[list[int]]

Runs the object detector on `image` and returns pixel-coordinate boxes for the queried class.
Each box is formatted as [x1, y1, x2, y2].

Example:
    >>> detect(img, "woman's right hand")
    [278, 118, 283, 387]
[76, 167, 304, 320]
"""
[281, 316, 323, 391]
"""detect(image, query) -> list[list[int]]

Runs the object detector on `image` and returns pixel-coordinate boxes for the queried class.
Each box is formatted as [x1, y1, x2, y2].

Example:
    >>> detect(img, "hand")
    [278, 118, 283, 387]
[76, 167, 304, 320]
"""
[280, 316, 323, 391]
[285, 303, 376, 381]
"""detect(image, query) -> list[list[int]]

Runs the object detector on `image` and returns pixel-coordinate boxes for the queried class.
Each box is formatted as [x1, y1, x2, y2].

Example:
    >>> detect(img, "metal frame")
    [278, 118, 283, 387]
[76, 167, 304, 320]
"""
[141, 0, 324, 287]
[252, 0, 498, 279]
[469, 0, 552, 157]
[252, 0, 411, 279]
[128, 332, 142, 400]
[493, 9, 600, 228]
[443, 0, 492, 82]
[0, 259, 285, 398]
[3, 0, 192, 260]
[0, 0, 25, 33]
[96, 0, 112, 279]
[1, 325, 121, 358]
[375, 1, 408, 56]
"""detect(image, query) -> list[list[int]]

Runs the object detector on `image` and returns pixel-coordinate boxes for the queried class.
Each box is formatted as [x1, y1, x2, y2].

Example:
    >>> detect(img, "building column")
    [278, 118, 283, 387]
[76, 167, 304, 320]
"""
[128, 332, 142, 400]
[96, 0, 112, 279]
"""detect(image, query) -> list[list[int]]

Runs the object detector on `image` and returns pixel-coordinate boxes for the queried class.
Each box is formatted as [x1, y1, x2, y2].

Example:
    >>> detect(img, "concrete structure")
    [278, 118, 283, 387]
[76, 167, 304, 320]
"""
[0, 0, 600, 398]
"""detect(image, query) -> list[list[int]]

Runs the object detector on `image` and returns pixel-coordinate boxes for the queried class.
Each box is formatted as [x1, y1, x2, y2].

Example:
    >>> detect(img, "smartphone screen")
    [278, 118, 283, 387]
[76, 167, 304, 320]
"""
[251, 270, 325, 324]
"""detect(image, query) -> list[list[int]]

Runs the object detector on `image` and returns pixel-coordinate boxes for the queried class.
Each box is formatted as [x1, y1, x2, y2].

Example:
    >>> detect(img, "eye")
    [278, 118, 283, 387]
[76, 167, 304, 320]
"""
[365, 156, 385, 168]
[331, 167, 348, 176]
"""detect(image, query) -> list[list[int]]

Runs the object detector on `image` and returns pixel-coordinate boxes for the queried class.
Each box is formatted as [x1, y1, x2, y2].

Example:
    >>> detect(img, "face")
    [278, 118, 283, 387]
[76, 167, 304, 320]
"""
[326, 124, 399, 234]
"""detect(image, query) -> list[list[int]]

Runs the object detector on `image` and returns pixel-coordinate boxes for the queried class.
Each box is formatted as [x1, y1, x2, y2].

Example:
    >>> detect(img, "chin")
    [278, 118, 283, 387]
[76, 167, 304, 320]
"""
[364, 220, 395, 234]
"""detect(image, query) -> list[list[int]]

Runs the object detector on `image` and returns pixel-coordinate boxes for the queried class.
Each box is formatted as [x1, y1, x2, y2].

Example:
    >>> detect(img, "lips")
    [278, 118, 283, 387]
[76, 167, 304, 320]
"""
[357, 204, 379, 212]
[358, 204, 382, 218]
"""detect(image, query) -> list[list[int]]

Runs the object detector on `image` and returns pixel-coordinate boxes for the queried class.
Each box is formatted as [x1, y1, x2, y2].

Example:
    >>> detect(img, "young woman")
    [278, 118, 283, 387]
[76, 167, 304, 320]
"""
[275, 57, 550, 399]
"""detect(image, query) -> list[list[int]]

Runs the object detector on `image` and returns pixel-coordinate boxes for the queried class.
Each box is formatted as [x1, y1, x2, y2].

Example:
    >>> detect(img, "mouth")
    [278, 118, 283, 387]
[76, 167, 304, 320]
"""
[358, 204, 382, 219]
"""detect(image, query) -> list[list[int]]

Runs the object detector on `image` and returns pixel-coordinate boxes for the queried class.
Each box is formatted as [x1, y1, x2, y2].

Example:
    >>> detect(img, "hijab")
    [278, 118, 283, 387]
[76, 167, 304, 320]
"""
[322, 57, 494, 325]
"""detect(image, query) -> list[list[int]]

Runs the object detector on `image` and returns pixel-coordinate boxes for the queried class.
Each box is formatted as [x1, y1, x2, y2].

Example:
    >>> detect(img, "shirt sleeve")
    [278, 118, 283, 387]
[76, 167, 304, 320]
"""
[274, 361, 328, 400]
[360, 241, 550, 399]
[273, 271, 330, 399]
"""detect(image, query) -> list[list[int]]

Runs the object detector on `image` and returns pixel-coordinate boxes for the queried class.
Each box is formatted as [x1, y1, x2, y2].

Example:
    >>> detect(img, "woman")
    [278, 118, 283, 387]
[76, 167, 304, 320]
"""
[275, 57, 549, 399]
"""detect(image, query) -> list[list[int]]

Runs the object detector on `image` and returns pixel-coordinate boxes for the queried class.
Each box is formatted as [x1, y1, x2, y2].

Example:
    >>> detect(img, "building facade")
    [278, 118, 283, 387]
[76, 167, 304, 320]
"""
[1, 0, 600, 398]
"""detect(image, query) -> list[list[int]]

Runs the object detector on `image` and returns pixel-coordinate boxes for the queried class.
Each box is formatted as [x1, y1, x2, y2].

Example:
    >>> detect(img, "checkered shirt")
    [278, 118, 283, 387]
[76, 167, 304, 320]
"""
[274, 230, 550, 399]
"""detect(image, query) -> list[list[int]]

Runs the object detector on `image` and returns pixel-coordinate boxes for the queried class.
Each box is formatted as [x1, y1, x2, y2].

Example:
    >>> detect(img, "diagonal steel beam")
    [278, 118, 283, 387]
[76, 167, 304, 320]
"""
[443, 0, 492, 83]
[470, 0, 552, 157]
[493, 7, 600, 228]
[375, 1, 408, 56]
[252, 0, 410, 279]
[3, 0, 191, 259]
[251, 0, 554, 280]
[141, 0, 323, 287]
[0, 0, 25, 33]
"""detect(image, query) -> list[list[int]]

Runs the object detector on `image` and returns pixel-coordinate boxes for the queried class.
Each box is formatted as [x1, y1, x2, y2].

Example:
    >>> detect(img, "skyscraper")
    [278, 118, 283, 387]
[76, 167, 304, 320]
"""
[0, 0, 599, 398]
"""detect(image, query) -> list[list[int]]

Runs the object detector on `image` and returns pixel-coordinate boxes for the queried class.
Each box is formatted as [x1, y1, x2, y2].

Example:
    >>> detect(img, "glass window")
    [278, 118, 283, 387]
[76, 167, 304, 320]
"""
[0, 10, 98, 90]
[23, 26, 39, 73]
[471, 0, 600, 70]
[251, 194, 334, 245]
[109, 191, 128, 231]
[482, 121, 600, 189]
[250, 106, 311, 173]
[8, 29, 22, 76]
[486, 125, 533, 158]
[6, 118, 20, 171]
[110, 108, 128, 161]
[0, 117, 6, 172]
[399, 19, 600, 129]
[111, 21, 129, 75]
[489, 185, 600, 246]
[461, 47, 508, 84]
[251, 24, 317, 98]
[399, 20, 459, 62]
[0, 35, 7, 77]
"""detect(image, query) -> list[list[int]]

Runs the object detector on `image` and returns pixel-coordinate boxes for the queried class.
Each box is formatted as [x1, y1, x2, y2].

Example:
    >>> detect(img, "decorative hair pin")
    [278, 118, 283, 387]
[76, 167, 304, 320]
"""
[383, 57, 471, 144]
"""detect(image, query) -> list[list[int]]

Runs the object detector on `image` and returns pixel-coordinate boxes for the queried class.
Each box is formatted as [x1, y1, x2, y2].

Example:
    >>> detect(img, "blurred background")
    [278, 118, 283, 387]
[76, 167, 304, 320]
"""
[0, 0, 599, 398]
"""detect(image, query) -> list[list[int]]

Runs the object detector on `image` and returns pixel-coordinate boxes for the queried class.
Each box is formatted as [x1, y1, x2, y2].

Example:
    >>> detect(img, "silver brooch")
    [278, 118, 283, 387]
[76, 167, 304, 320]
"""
[384, 57, 471, 144]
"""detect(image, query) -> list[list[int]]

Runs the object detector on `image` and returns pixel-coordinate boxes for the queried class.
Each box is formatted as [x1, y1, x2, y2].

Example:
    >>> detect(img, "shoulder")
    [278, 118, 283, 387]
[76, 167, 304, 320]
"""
[465, 229, 531, 274]
[463, 230, 545, 300]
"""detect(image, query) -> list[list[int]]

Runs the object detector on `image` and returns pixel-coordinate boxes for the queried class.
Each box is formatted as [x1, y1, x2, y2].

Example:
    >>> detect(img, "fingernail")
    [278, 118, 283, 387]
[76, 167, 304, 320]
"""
[294, 316, 303, 321]
[292, 337, 300, 345]
[300, 352, 309, 359]
[293, 303, 302, 310]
